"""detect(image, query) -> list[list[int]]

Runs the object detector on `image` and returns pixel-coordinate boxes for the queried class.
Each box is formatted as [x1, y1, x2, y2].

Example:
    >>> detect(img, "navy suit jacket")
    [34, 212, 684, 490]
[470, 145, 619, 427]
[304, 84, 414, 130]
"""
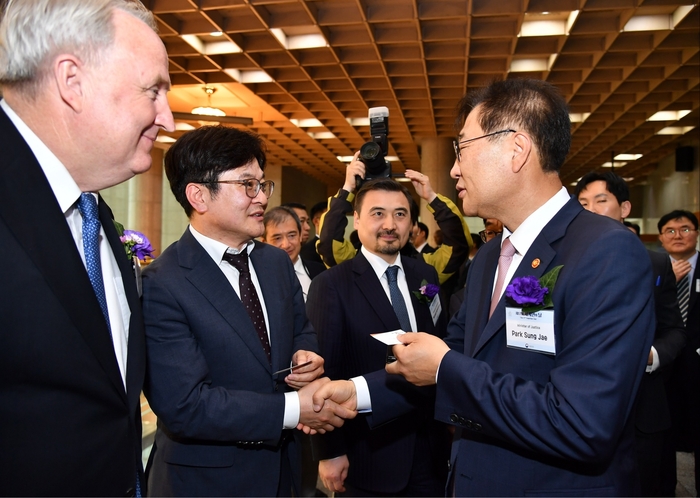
[143, 230, 318, 497]
[366, 198, 655, 496]
[306, 252, 449, 494]
[0, 107, 145, 496]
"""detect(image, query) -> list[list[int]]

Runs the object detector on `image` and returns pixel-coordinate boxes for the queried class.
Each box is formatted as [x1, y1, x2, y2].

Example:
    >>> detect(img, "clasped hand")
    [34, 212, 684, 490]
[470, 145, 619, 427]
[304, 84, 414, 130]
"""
[297, 378, 357, 434]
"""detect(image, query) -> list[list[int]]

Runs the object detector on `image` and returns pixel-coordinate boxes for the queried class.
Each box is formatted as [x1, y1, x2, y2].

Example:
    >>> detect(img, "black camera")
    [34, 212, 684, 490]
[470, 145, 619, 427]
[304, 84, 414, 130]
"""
[357, 106, 391, 189]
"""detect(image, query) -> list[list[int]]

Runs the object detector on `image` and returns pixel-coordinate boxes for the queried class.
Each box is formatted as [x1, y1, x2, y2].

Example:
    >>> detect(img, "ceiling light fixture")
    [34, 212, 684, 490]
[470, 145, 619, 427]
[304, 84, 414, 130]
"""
[192, 87, 226, 117]
[647, 110, 691, 121]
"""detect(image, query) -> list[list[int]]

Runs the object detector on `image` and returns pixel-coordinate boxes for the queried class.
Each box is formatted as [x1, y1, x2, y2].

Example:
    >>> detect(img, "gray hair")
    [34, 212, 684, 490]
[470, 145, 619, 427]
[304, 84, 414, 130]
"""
[0, 0, 156, 93]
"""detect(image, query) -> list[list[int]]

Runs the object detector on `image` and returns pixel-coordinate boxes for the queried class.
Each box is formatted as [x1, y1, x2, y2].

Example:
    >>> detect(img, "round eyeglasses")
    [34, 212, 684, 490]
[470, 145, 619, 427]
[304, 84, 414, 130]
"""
[210, 179, 275, 199]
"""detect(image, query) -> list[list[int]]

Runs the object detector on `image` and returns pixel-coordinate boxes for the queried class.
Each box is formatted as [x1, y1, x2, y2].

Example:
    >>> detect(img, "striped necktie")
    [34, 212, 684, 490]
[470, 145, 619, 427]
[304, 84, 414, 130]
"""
[677, 275, 690, 325]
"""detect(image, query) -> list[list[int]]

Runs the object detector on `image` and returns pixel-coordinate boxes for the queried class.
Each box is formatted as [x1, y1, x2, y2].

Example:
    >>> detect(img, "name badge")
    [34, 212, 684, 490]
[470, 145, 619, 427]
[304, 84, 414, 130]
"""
[429, 295, 442, 326]
[505, 307, 556, 355]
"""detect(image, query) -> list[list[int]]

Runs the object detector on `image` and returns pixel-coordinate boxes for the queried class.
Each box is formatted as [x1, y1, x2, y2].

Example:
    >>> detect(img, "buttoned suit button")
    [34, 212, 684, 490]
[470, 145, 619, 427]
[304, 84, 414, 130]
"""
[450, 413, 460, 424]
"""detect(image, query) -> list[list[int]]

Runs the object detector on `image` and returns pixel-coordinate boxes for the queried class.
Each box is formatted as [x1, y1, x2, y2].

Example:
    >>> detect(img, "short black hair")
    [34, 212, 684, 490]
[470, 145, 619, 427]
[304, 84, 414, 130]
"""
[281, 202, 307, 212]
[455, 78, 570, 173]
[657, 210, 699, 233]
[623, 221, 641, 236]
[416, 221, 429, 238]
[354, 178, 415, 223]
[263, 206, 301, 238]
[574, 171, 629, 205]
[310, 201, 327, 220]
[164, 126, 267, 217]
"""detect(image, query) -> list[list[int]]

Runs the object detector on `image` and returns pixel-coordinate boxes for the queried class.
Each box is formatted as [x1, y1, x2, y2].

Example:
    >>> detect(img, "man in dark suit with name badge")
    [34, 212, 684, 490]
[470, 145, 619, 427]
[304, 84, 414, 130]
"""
[0, 1, 175, 495]
[142, 126, 354, 497]
[307, 178, 449, 496]
[309, 79, 655, 496]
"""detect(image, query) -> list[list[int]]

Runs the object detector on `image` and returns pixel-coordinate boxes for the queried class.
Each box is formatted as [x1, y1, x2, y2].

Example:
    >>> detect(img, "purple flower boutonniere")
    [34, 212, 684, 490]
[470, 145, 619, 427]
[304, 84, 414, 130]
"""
[113, 221, 154, 261]
[413, 279, 440, 305]
[505, 265, 563, 314]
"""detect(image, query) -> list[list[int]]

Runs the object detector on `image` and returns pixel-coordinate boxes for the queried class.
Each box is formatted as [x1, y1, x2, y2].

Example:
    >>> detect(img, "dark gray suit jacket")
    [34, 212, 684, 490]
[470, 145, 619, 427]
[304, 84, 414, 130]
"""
[0, 107, 145, 496]
[143, 230, 318, 497]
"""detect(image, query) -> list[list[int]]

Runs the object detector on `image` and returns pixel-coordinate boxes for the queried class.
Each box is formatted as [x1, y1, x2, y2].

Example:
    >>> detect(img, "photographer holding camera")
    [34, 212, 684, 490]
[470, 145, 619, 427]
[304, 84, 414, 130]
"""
[316, 152, 472, 288]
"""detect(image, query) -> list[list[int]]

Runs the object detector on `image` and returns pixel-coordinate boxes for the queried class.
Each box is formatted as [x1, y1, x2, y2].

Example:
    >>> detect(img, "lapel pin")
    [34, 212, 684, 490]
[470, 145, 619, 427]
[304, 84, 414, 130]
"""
[531, 258, 541, 269]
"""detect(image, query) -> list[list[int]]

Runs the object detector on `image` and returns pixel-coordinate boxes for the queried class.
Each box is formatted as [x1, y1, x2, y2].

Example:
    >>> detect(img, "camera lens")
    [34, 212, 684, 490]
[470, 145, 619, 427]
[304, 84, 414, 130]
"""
[360, 141, 381, 161]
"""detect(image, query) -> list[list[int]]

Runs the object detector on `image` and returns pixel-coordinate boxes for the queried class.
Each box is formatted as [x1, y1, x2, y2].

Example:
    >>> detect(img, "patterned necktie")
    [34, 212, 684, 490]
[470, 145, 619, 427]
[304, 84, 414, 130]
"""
[489, 237, 517, 318]
[77, 193, 111, 334]
[386, 265, 412, 332]
[677, 274, 690, 325]
[223, 251, 271, 364]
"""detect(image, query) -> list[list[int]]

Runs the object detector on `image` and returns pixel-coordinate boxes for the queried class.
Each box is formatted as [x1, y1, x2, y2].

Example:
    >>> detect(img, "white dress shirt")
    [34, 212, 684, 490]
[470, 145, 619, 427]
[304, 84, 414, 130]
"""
[352, 247, 419, 411]
[1, 99, 130, 387]
[293, 257, 312, 302]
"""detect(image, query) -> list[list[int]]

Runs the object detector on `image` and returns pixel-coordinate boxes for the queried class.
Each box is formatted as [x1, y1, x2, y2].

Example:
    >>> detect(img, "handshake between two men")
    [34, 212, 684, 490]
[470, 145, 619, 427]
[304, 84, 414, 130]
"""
[297, 332, 450, 434]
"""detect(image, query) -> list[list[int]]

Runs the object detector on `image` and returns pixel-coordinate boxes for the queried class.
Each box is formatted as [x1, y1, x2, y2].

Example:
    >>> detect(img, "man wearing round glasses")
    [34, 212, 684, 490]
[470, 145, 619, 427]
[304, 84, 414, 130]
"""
[658, 210, 700, 494]
[141, 125, 355, 496]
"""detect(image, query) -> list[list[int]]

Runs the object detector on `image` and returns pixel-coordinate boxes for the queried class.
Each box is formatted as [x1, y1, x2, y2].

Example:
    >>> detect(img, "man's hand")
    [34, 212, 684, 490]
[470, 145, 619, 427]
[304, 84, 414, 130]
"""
[385, 332, 450, 386]
[312, 379, 358, 413]
[297, 378, 357, 434]
[671, 259, 692, 282]
[405, 169, 437, 203]
[319, 455, 350, 493]
[342, 151, 365, 193]
[285, 350, 324, 389]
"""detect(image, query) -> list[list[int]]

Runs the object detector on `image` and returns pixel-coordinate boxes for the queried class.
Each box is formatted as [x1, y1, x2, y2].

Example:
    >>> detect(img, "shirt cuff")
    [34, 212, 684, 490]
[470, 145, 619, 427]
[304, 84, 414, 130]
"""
[351, 376, 372, 412]
[646, 346, 660, 373]
[283, 391, 300, 429]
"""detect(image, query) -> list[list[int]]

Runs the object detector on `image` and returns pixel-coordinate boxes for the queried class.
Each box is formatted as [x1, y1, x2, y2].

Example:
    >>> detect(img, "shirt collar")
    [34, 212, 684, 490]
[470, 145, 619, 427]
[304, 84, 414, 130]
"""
[1, 99, 82, 213]
[361, 245, 404, 282]
[189, 225, 254, 265]
[502, 186, 571, 256]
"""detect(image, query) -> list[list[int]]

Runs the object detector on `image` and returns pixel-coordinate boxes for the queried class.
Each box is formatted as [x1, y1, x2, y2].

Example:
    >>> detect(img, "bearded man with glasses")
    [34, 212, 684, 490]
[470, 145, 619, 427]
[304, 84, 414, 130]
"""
[141, 125, 355, 496]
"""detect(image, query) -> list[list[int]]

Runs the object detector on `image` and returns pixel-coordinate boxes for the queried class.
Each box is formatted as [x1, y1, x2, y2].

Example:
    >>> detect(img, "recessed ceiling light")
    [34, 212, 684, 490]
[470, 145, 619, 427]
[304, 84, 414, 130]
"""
[648, 110, 691, 121]
[656, 126, 696, 135]
[210, 31, 223, 37]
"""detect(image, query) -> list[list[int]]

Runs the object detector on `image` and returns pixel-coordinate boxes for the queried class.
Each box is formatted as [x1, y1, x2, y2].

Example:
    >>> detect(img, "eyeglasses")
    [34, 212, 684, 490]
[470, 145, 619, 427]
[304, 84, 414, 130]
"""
[209, 179, 275, 199]
[661, 227, 697, 238]
[479, 229, 502, 243]
[453, 129, 516, 162]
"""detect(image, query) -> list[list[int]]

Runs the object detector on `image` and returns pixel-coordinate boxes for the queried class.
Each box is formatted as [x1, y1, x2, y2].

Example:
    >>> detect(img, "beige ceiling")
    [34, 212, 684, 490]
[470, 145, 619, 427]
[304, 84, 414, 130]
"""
[152, 0, 700, 189]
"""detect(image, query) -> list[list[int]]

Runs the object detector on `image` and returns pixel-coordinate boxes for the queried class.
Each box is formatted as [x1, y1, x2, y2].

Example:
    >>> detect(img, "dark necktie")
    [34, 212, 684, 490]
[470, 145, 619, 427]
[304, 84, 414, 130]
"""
[677, 274, 690, 325]
[77, 193, 111, 334]
[223, 251, 271, 364]
[386, 265, 412, 332]
[490, 237, 516, 318]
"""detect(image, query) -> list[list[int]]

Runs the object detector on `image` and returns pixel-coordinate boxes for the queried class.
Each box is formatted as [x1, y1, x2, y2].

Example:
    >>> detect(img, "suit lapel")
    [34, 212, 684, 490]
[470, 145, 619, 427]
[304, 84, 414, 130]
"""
[0, 110, 126, 398]
[472, 198, 581, 356]
[179, 231, 272, 372]
[403, 258, 435, 334]
[352, 253, 401, 332]
[99, 199, 145, 402]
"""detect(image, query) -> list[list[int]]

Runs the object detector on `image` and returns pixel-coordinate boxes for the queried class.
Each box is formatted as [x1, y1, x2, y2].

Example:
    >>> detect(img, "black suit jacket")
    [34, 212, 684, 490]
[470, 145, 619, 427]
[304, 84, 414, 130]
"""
[306, 252, 449, 494]
[301, 257, 325, 280]
[667, 254, 700, 446]
[635, 250, 686, 433]
[300, 236, 323, 265]
[0, 107, 145, 496]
